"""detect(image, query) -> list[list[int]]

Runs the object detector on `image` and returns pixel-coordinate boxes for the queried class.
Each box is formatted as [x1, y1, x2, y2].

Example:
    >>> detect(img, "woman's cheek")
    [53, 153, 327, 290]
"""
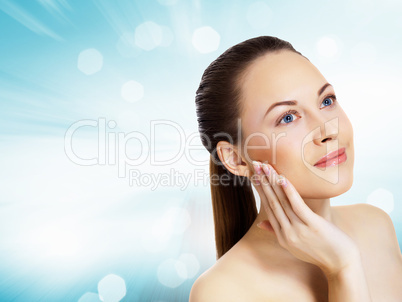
[242, 133, 273, 162]
[245, 147, 271, 163]
[269, 137, 303, 173]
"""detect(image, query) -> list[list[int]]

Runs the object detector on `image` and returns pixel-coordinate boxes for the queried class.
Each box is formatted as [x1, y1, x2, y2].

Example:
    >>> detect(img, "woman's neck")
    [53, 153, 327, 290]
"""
[241, 197, 334, 260]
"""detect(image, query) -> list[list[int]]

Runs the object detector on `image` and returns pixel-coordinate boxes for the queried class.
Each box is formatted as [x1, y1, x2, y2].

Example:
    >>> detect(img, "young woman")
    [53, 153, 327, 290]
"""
[189, 36, 402, 301]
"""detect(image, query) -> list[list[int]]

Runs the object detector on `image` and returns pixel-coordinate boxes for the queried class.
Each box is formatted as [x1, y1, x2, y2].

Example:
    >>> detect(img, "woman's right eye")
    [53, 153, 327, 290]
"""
[276, 109, 300, 126]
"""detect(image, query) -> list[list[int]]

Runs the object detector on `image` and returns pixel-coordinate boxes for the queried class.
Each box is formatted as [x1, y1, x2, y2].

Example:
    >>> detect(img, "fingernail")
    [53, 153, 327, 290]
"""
[277, 175, 288, 187]
[257, 221, 263, 228]
[252, 160, 262, 175]
[261, 163, 270, 176]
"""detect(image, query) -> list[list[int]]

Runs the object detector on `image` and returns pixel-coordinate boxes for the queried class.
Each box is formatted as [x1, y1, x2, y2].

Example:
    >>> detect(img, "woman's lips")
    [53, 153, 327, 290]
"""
[314, 147, 346, 167]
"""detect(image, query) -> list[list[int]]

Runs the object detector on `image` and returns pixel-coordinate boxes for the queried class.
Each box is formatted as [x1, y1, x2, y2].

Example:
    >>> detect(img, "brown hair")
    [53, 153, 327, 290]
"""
[195, 36, 304, 259]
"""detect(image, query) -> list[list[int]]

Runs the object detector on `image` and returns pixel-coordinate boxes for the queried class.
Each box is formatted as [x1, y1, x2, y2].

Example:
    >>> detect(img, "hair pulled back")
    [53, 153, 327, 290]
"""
[195, 36, 303, 259]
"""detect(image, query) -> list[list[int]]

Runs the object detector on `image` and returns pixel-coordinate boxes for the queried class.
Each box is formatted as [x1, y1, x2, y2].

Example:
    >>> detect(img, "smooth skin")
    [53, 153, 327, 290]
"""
[251, 161, 361, 279]
[251, 161, 371, 301]
[190, 50, 402, 301]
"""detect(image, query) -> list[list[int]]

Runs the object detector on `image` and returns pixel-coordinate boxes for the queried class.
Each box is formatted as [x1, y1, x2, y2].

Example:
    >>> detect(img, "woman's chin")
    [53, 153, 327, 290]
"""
[293, 169, 354, 199]
[321, 171, 354, 198]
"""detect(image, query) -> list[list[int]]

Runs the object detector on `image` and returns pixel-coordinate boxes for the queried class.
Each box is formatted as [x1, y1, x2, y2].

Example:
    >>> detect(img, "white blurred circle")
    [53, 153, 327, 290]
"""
[98, 274, 126, 302]
[121, 80, 144, 103]
[135, 21, 163, 51]
[350, 42, 377, 67]
[116, 32, 142, 58]
[316, 36, 340, 58]
[246, 2, 273, 29]
[157, 258, 186, 288]
[177, 253, 200, 279]
[366, 188, 394, 214]
[192, 26, 220, 54]
[108, 120, 117, 129]
[77, 48, 103, 75]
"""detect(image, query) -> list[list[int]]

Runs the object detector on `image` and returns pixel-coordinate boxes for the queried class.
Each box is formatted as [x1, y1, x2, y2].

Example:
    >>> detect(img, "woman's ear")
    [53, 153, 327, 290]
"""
[216, 141, 251, 178]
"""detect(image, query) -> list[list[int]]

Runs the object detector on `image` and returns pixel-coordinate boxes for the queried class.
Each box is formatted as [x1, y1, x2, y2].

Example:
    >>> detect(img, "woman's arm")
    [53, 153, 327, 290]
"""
[326, 254, 372, 302]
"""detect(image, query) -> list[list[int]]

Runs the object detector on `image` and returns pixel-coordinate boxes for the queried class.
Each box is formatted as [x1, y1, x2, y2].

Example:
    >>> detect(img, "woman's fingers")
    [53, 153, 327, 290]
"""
[257, 220, 275, 232]
[263, 163, 316, 226]
[251, 163, 282, 233]
[253, 161, 290, 230]
[261, 164, 303, 225]
[252, 161, 360, 274]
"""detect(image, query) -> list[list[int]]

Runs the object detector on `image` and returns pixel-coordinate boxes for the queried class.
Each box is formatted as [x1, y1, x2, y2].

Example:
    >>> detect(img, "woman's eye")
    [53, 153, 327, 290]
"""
[320, 95, 336, 108]
[276, 110, 299, 125]
[276, 95, 337, 126]
[282, 113, 295, 124]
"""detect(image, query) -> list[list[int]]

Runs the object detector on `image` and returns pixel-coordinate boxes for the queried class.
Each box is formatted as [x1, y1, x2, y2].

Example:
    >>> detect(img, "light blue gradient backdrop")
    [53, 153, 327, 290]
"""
[1, 0, 402, 301]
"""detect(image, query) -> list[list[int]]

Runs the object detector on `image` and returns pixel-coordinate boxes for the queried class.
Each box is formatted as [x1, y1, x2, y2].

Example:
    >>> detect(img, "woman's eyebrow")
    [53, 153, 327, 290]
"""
[318, 83, 332, 97]
[263, 83, 333, 118]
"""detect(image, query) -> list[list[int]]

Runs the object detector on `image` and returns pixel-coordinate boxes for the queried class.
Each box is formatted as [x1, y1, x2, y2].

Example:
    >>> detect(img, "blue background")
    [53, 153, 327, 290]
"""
[1, 0, 402, 301]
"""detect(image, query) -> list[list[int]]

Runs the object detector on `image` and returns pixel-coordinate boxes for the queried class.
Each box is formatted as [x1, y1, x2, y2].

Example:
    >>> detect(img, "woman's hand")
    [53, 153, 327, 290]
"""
[251, 161, 361, 278]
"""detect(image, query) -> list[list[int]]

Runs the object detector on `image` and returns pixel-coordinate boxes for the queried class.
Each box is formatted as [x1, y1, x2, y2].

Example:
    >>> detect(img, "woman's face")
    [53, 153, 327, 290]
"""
[239, 50, 354, 199]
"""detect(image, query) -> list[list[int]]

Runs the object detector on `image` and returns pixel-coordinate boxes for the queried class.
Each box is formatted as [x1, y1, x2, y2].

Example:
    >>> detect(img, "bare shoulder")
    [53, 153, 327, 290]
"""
[335, 203, 402, 300]
[189, 264, 249, 302]
[334, 203, 399, 244]
[189, 250, 281, 302]
[334, 203, 402, 266]
[354, 203, 401, 253]
[336, 203, 396, 232]
[333, 203, 395, 229]
[338, 202, 392, 220]
[333, 202, 386, 215]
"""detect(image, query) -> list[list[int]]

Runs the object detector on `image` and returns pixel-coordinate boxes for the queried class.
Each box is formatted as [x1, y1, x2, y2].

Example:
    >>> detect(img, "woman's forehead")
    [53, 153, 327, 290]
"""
[240, 51, 326, 101]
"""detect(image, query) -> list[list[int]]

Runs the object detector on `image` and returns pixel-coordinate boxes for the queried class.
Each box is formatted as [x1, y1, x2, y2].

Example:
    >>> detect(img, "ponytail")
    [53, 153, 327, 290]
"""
[209, 155, 257, 259]
[195, 36, 303, 259]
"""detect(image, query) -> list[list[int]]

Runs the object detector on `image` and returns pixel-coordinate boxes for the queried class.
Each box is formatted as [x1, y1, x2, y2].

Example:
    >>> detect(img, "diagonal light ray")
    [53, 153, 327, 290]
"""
[37, 0, 73, 25]
[0, 0, 62, 40]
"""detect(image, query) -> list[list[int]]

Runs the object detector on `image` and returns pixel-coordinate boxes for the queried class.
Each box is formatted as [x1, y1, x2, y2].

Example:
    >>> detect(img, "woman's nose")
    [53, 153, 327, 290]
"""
[312, 116, 339, 145]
